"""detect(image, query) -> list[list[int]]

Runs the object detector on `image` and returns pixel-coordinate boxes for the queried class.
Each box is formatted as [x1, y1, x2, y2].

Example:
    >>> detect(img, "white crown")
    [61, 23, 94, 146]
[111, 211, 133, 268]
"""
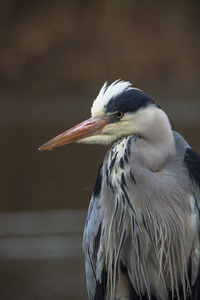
[91, 80, 141, 117]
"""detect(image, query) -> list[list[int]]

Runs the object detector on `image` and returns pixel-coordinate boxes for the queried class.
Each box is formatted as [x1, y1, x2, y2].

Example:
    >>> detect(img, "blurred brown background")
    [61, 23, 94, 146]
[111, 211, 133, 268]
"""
[1, 0, 200, 299]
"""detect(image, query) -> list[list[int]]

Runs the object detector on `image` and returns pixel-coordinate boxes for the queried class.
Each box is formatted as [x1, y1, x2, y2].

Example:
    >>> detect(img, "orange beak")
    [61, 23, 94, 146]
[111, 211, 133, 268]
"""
[39, 116, 109, 151]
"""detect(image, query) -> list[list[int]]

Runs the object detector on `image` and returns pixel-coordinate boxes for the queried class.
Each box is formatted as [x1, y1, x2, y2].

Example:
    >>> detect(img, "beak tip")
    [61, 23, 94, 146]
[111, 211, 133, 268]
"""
[38, 143, 52, 151]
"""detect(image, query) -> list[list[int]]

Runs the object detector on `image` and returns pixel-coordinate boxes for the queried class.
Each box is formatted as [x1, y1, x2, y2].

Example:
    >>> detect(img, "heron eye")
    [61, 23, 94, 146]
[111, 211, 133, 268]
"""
[115, 112, 124, 119]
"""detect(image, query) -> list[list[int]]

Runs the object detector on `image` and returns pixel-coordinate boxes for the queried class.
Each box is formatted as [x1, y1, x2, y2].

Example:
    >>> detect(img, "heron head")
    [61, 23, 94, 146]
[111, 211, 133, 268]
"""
[39, 80, 167, 150]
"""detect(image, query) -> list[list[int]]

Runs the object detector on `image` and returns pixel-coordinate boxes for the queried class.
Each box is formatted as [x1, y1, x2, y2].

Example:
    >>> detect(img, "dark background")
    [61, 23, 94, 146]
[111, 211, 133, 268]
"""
[1, 1, 200, 299]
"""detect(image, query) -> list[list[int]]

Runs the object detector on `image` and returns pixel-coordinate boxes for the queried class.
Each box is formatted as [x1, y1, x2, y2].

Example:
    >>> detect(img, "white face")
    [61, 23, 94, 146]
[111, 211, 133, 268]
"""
[77, 80, 144, 145]
[78, 105, 161, 145]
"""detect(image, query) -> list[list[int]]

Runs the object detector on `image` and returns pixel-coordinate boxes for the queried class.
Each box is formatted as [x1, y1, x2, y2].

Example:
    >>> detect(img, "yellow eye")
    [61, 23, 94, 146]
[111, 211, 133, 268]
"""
[115, 112, 124, 119]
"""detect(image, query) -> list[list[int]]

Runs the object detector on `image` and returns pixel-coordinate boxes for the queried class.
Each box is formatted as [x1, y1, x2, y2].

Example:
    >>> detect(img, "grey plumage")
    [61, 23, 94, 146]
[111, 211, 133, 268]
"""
[83, 131, 200, 299]
[39, 80, 200, 300]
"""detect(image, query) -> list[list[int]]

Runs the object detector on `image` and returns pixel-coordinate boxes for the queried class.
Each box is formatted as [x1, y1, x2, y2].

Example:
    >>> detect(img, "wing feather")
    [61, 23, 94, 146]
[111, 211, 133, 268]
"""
[184, 148, 200, 190]
[83, 163, 107, 299]
[184, 148, 200, 299]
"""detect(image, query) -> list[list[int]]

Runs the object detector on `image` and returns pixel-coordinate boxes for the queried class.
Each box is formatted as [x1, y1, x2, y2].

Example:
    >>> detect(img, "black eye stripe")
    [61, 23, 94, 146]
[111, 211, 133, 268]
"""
[105, 90, 156, 114]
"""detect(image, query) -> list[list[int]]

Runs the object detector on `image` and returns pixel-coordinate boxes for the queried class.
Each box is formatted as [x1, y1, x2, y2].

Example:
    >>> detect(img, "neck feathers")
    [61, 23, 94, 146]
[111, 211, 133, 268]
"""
[134, 107, 175, 171]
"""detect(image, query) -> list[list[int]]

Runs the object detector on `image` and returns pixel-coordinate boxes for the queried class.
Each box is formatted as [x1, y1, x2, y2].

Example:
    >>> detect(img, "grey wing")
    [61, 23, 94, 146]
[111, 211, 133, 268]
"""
[83, 163, 107, 299]
[185, 148, 200, 193]
[184, 148, 200, 299]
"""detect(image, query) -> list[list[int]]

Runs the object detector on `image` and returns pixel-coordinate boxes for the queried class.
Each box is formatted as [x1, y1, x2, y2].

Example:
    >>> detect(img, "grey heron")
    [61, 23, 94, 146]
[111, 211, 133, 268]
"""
[39, 80, 200, 300]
